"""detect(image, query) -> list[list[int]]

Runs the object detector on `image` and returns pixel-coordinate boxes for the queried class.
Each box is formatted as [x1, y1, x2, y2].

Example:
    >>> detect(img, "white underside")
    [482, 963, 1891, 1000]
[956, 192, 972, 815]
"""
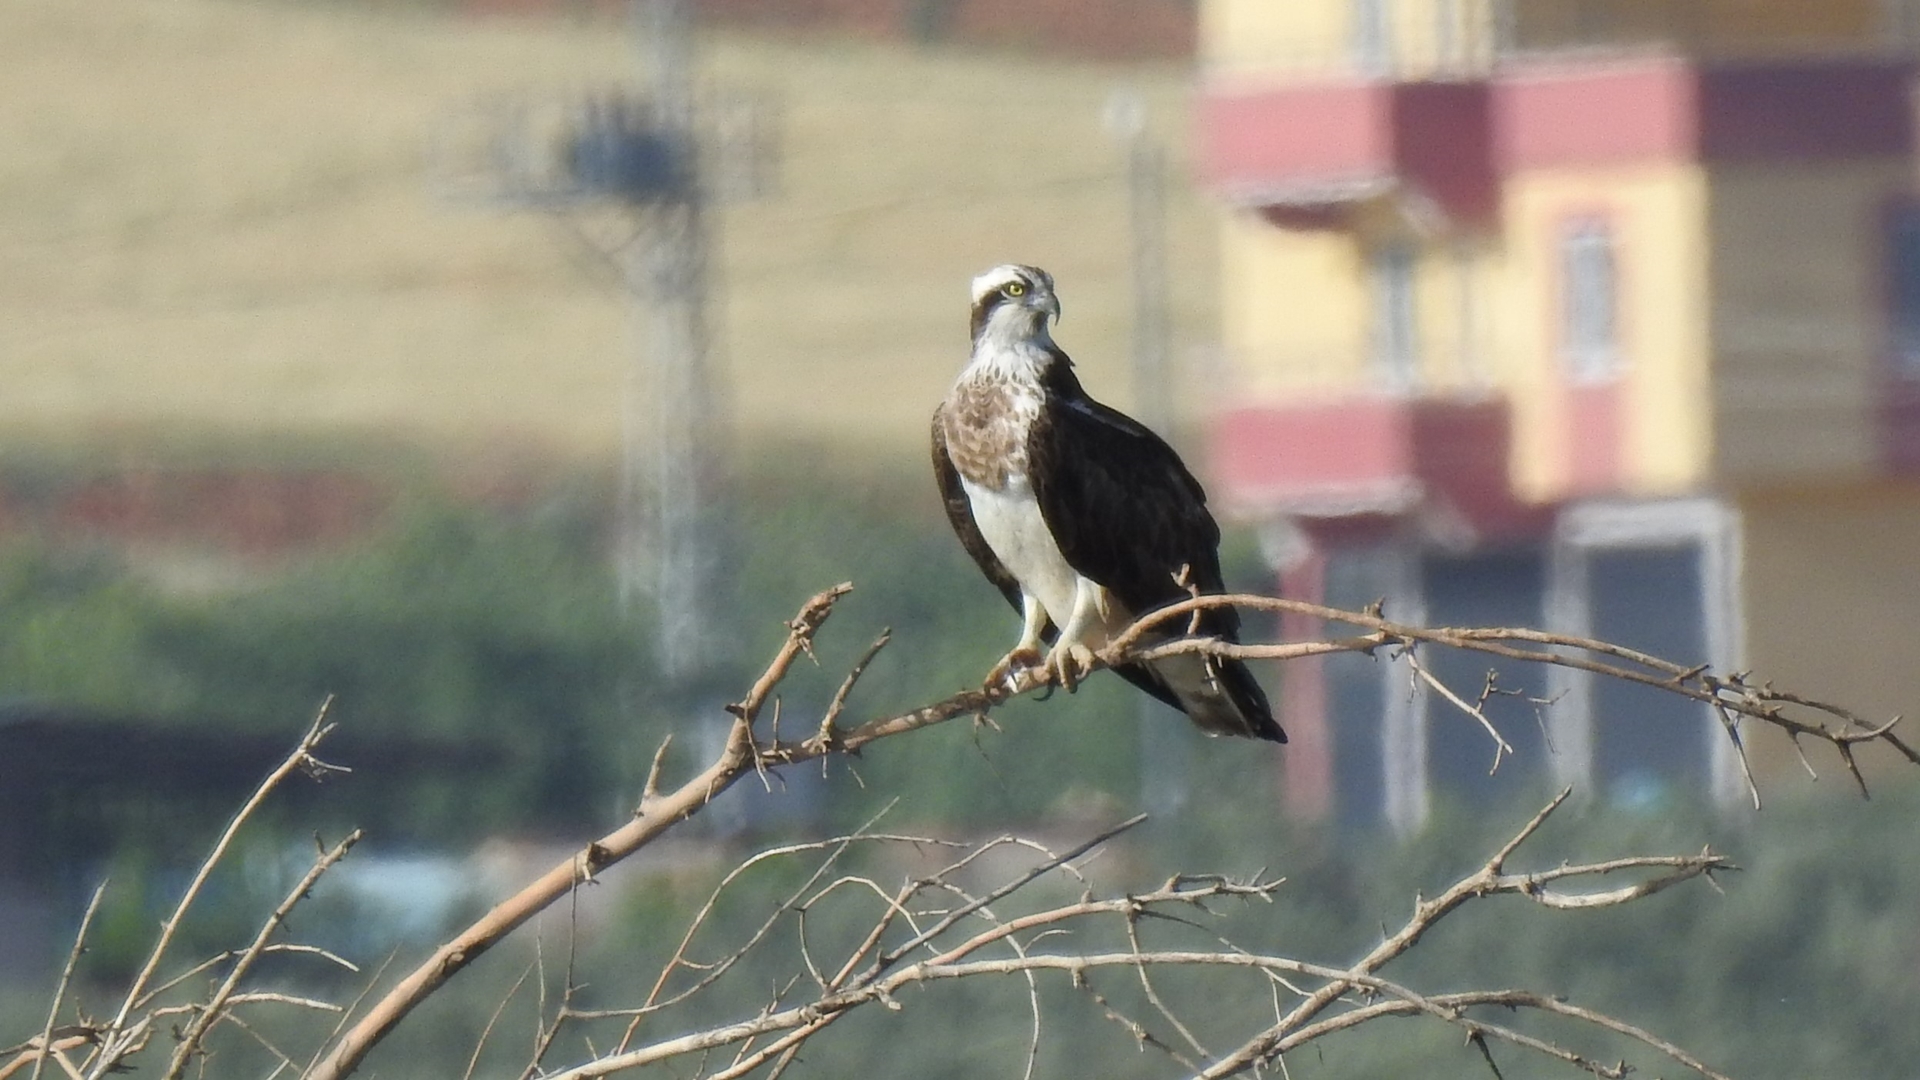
[960, 474, 1238, 731]
[959, 475, 1124, 650]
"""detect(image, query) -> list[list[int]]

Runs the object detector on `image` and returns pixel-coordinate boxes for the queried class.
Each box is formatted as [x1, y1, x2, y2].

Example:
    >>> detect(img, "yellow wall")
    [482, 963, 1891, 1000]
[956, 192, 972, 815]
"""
[1219, 158, 1904, 503]
[1708, 161, 1909, 485]
[1219, 207, 1497, 400]
[1496, 165, 1712, 502]
[1740, 485, 1920, 778]
[1202, 0, 1500, 79]
[1219, 211, 1371, 398]
[1416, 240, 1499, 389]
[1201, 0, 1351, 79]
[1391, 0, 1502, 75]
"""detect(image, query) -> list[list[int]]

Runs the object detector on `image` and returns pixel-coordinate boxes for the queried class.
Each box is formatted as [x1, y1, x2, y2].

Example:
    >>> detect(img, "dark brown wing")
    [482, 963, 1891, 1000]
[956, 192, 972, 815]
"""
[931, 406, 1021, 611]
[1028, 357, 1282, 741]
[1027, 360, 1232, 626]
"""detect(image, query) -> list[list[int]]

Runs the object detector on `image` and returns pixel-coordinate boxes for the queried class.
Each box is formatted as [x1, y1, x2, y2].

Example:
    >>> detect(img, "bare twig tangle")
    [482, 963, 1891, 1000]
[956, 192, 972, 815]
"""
[31, 581, 1915, 1080]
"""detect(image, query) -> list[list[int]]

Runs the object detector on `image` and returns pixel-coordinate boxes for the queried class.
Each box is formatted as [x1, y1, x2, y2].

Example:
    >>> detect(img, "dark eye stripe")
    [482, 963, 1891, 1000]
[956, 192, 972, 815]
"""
[970, 289, 1010, 340]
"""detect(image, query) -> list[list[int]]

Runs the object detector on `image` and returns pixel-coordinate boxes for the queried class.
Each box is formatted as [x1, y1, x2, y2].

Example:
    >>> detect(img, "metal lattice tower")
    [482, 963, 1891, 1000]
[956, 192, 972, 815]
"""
[621, 0, 721, 683]
[436, 0, 773, 691]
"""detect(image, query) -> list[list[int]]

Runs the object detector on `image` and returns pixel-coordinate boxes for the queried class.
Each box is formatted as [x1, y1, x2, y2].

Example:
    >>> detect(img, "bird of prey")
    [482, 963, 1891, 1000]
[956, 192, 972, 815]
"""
[931, 264, 1285, 742]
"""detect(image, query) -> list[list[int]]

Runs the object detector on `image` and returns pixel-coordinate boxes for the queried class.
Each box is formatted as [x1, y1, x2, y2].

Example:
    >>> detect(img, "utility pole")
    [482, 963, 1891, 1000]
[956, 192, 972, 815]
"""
[619, 0, 724, 686]
[1104, 90, 1187, 815]
[435, 0, 773, 720]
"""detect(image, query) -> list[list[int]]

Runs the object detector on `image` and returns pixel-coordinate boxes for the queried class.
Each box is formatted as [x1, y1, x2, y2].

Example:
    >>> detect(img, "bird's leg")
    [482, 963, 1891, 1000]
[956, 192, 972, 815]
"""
[985, 592, 1048, 690]
[1044, 579, 1106, 693]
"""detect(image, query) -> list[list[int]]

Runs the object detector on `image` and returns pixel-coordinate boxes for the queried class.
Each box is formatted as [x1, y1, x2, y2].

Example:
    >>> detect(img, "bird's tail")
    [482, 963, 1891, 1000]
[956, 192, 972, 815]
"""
[1150, 653, 1286, 743]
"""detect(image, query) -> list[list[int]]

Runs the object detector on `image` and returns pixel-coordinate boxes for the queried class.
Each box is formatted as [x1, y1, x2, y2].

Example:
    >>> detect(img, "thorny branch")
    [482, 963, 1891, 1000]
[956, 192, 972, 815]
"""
[21, 580, 1914, 1080]
[5, 701, 357, 1080]
[525, 790, 1731, 1080]
[307, 580, 1913, 1078]
[159, 830, 363, 1080]
[1109, 592, 1918, 802]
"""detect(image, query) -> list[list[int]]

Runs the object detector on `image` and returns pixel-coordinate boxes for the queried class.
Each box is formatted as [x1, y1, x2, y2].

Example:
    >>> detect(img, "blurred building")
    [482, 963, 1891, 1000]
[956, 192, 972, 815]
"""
[1196, 0, 1920, 829]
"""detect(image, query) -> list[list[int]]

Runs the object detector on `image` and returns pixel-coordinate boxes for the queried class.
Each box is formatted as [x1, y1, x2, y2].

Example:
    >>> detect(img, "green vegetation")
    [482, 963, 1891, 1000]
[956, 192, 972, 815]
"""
[0, 464, 1192, 842]
[1, 465, 1915, 1077]
[437, 787, 1914, 1080]
[49, 780, 1903, 1079]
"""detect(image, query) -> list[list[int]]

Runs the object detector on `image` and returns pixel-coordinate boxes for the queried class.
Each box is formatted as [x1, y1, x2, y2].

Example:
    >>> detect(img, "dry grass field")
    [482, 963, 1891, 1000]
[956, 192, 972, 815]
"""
[0, 0, 1220, 473]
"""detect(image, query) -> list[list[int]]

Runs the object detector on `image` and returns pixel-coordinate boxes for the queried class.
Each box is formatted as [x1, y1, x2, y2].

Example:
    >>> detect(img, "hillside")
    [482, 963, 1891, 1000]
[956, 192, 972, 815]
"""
[0, 0, 1220, 470]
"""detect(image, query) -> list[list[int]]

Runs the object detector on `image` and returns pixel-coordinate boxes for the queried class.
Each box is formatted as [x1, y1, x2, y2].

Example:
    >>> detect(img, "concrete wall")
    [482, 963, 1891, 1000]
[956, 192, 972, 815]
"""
[1739, 483, 1920, 777]
[1708, 159, 1911, 485]
[1202, 0, 1902, 78]
[1511, 0, 1891, 55]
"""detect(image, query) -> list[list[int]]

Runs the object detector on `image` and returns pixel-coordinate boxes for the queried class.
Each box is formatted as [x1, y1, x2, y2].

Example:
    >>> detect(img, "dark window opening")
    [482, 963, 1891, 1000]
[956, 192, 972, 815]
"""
[1588, 546, 1710, 809]
[1886, 206, 1920, 378]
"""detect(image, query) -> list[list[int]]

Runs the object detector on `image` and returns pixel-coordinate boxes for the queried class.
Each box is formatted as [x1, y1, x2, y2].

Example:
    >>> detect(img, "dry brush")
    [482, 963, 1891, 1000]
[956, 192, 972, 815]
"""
[6, 581, 1912, 1080]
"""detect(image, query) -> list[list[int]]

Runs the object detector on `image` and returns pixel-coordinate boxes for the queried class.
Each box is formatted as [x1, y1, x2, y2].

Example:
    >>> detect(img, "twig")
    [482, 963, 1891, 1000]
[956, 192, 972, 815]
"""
[1073, 971, 1199, 1071]
[1408, 649, 1515, 775]
[310, 586, 856, 1080]
[864, 814, 1148, 977]
[304, 580, 1908, 1079]
[1196, 791, 1728, 1078]
[1112, 593, 1915, 791]
[627, 811, 929, 1027]
[91, 701, 338, 1079]
[469, 963, 536, 1080]
[539, 935, 1733, 1080]
[637, 734, 674, 817]
[809, 629, 891, 753]
[160, 830, 361, 1080]
[2, 1035, 91, 1080]
[19, 882, 105, 1080]
[1124, 905, 1212, 1062]
[1712, 702, 1764, 810]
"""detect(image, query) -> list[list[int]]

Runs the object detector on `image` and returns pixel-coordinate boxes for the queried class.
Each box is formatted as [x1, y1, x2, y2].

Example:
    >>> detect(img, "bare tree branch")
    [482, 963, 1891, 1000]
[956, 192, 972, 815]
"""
[9, 883, 105, 1080]
[528, 795, 1729, 1080]
[160, 830, 363, 1080]
[1112, 593, 1918, 779]
[36, 579, 1912, 1080]
[86, 699, 346, 1079]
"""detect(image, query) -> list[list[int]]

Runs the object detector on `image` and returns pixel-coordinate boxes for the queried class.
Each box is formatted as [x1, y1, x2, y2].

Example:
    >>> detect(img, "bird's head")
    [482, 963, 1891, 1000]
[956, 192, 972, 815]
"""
[969, 264, 1061, 347]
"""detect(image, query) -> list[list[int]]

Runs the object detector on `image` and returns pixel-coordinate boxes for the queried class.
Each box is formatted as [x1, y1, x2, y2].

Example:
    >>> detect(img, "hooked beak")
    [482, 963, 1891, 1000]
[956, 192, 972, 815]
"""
[1042, 294, 1062, 324]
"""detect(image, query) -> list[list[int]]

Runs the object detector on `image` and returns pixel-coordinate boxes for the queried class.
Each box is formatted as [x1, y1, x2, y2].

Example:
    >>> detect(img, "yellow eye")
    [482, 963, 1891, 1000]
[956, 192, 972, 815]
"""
[1004, 281, 1027, 298]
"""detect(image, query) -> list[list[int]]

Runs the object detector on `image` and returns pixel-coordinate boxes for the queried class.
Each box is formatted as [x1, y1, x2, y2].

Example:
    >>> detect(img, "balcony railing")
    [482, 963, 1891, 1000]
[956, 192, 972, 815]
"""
[1201, 343, 1498, 407]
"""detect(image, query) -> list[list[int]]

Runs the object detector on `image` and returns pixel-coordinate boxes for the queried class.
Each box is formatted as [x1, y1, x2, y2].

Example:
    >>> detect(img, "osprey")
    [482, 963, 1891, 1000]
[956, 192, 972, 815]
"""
[931, 264, 1285, 742]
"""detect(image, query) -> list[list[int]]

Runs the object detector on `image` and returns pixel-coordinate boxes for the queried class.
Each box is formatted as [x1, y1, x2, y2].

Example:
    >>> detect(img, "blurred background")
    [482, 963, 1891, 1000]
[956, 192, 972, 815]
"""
[1, 0, 1918, 1076]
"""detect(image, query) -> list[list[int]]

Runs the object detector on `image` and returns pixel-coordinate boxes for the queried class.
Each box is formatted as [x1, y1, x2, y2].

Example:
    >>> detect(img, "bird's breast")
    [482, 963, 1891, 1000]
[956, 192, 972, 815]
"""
[940, 374, 1042, 491]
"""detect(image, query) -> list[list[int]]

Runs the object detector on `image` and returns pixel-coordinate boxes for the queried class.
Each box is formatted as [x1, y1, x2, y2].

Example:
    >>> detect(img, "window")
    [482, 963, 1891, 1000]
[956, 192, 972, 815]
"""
[1586, 545, 1711, 808]
[1353, 0, 1392, 75]
[1545, 499, 1745, 811]
[1370, 242, 1420, 388]
[1887, 207, 1920, 378]
[1434, 0, 1462, 71]
[1560, 219, 1620, 382]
